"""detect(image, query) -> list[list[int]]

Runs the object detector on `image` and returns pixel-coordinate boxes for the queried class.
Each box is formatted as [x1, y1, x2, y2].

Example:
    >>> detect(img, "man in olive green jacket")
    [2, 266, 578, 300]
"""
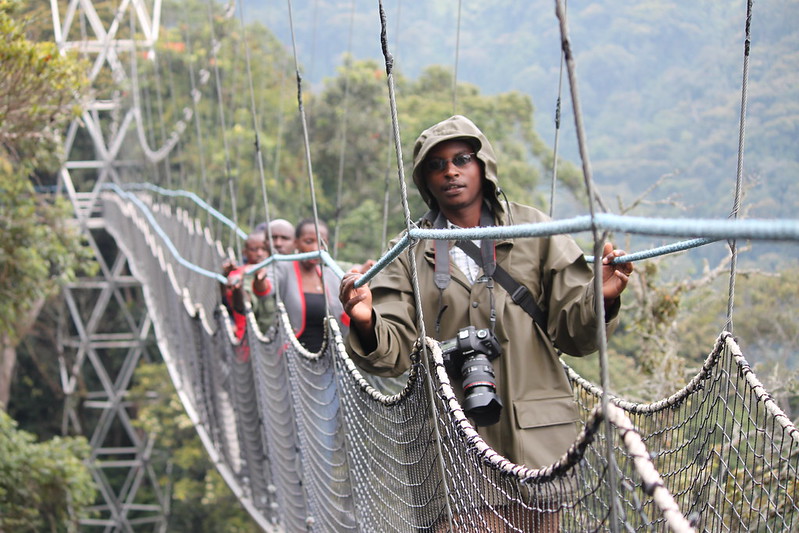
[339, 115, 633, 469]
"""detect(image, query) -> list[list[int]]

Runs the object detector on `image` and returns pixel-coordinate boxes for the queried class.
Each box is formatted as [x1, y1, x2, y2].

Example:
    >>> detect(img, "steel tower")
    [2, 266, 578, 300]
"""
[50, 0, 168, 529]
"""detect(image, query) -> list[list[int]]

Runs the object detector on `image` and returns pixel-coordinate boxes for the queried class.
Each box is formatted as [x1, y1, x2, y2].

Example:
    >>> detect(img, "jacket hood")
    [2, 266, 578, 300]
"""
[412, 115, 503, 213]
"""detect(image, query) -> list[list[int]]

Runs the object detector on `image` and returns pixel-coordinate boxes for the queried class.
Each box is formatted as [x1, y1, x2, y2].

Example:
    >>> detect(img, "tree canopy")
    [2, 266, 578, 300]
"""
[0, 408, 96, 531]
[0, 0, 94, 408]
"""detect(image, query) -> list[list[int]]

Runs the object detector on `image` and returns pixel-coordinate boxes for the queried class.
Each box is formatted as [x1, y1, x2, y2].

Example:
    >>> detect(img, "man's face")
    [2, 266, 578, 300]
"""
[243, 236, 269, 264]
[269, 223, 295, 255]
[423, 139, 483, 216]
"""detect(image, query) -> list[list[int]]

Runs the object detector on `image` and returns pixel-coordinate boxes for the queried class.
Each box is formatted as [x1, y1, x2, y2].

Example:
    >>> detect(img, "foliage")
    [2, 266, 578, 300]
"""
[0, 165, 96, 344]
[7, 319, 66, 439]
[0, 0, 85, 165]
[128, 363, 260, 531]
[0, 409, 96, 531]
[0, 0, 93, 344]
[677, 267, 799, 416]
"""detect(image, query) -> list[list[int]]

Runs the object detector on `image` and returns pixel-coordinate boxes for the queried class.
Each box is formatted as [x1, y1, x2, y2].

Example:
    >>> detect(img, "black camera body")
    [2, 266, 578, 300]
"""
[439, 326, 503, 426]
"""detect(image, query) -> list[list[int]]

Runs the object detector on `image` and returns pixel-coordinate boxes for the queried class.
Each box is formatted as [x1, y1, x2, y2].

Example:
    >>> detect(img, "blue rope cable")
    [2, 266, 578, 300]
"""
[106, 184, 229, 283]
[354, 216, 798, 286]
[108, 184, 799, 288]
[592, 213, 799, 242]
[584, 238, 718, 264]
[354, 233, 411, 286]
[105, 184, 345, 284]
[243, 251, 346, 279]
[402, 215, 799, 243]
[119, 183, 247, 239]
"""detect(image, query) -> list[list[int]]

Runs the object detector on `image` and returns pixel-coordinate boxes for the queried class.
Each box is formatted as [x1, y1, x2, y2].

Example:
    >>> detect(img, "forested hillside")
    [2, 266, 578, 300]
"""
[246, 0, 798, 266]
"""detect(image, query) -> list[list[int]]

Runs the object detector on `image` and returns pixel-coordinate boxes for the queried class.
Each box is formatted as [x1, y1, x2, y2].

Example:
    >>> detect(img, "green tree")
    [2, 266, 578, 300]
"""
[304, 60, 585, 262]
[0, 0, 93, 408]
[0, 408, 96, 531]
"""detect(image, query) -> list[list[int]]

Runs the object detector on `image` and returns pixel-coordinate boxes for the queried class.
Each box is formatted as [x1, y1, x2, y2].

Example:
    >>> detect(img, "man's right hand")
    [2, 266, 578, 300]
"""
[339, 269, 378, 353]
[339, 269, 374, 331]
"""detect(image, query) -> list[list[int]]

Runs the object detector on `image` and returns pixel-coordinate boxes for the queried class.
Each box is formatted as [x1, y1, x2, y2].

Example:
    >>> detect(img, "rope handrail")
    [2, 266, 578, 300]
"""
[104, 184, 231, 283]
[115, 183, 248, 239]
[103, 184, 345, 283]
[565, 332, 728, 415]
[103, 184, 799, 290]
[353, 214, 798, 285]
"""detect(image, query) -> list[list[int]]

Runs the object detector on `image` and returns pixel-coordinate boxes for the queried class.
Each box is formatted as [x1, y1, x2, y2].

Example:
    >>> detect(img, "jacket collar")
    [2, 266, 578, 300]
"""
[419, 202, 513, 264]
[420, 200, 513, 240]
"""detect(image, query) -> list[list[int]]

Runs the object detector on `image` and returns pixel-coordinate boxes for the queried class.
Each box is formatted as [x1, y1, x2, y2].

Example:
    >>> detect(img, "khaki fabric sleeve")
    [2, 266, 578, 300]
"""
[345, 246, 419, 378]
[543, 234, 617, 356]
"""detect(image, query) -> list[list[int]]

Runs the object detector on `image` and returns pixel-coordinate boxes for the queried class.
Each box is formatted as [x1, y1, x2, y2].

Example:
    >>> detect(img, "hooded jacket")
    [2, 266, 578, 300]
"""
[346, 115, 619, 468]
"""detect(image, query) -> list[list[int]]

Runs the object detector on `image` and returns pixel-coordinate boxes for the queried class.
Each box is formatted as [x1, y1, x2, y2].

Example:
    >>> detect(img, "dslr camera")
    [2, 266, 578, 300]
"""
[439, 326, 503, 426]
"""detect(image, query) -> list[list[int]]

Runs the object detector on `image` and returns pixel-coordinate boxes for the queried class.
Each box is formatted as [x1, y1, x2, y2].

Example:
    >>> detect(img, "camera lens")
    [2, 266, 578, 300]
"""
[460, 356, 503, 426]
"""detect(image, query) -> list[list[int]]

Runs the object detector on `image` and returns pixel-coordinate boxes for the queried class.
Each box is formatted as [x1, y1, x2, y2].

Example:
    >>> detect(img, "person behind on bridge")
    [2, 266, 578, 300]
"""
[257, 218, 351, 353]
[339, 114, 633, 476]
[221, 231, 271, 342]
[224, 218, 296, 345]
[255, 218, 296, 256]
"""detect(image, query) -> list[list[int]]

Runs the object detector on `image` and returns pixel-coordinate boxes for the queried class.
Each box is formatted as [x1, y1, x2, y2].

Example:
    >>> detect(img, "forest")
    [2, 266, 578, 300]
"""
[1, 0, 797, 530]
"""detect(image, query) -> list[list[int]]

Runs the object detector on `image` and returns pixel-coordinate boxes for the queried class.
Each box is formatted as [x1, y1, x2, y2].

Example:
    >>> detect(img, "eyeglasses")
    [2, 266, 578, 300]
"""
[424, 152, 476, 173]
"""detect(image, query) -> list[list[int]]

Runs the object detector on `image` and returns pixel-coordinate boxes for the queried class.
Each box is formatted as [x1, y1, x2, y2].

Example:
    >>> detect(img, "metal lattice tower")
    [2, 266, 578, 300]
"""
[50, 0, 168, 530]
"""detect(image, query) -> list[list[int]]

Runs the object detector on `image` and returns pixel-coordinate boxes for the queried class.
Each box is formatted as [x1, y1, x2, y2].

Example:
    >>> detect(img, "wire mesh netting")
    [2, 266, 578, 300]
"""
[102, 190, 798, 532]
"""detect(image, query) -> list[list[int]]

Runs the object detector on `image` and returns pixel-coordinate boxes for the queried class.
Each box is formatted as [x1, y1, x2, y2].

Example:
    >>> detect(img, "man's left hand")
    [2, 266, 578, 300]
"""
[601, 242, 633, 303]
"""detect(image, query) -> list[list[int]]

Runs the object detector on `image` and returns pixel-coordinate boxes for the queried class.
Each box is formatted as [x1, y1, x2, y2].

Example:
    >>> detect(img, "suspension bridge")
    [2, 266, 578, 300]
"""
[45, 0, 798, 531]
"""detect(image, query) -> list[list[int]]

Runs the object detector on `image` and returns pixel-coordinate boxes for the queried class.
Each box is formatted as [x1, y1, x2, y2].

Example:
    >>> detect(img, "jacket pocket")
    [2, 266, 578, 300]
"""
[513, 395, 578, 429]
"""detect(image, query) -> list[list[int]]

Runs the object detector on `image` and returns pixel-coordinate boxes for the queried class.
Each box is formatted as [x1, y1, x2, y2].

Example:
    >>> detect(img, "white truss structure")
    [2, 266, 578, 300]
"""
[50, 0, 169, 530]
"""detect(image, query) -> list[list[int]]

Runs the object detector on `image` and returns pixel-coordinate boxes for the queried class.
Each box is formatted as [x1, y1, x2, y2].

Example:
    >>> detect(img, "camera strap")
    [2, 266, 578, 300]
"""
[455, 239, 549, 333]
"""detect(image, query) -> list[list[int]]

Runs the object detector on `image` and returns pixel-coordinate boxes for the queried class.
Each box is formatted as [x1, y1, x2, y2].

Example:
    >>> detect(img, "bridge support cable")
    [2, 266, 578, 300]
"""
[331, 0, 358, 259]
[554, 1, 621, 528]
[376, 2, 459, 530]
[379, 0, 403, 255]
[452, 0, 462, 115]
[548, 0, 567, 218]
[204, 0, 241, 260]
[725, 0, 755, 334]
[237, 0, 279, 256]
